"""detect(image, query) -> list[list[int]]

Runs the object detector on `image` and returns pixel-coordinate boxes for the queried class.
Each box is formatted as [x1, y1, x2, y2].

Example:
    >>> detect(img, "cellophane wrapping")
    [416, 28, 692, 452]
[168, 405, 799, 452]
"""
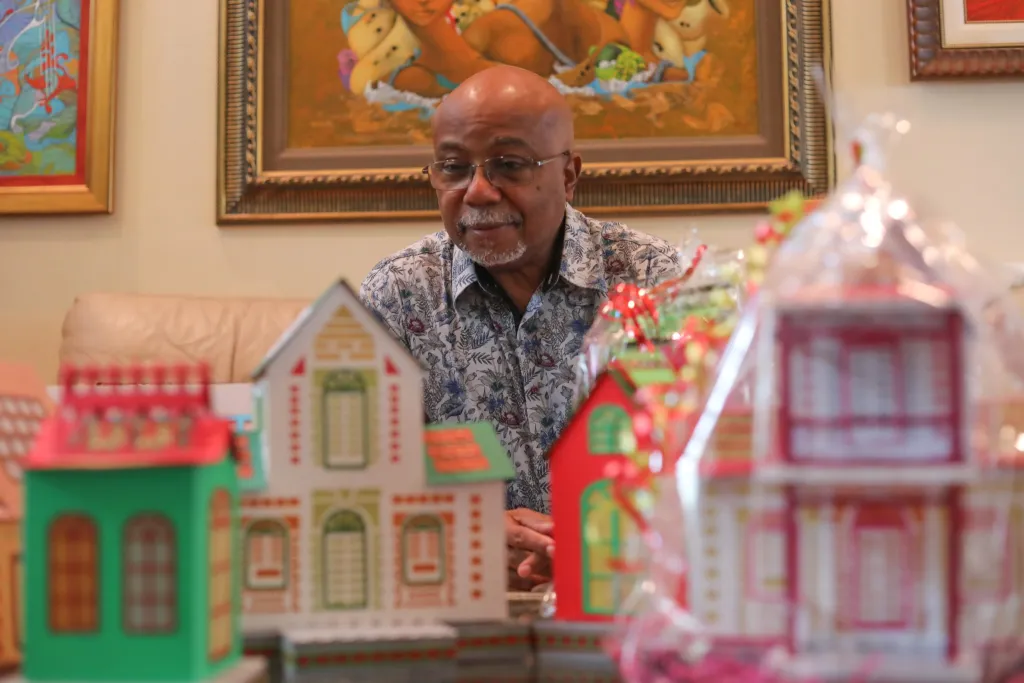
[574, 238, 748, 404]
[609, 112, 1024, 683]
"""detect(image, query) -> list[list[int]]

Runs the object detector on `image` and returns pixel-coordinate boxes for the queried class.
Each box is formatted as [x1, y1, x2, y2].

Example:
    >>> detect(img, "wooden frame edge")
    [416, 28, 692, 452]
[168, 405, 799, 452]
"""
[216, 0, 230, 225]
[0, 0, 119, 216]
[908, 0, 1024, 81]
[217, 0, 834, 224]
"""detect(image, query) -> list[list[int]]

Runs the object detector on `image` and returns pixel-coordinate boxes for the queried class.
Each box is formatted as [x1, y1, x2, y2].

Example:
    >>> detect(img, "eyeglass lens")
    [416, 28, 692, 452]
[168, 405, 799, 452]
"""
[429, 157, 536, 190]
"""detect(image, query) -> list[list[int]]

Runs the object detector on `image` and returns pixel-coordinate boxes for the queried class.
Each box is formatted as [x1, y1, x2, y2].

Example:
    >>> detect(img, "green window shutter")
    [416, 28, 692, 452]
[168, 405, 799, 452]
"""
[321, 510, 368, 609]
[581, 479, 639, 616]
[581, 479, 619, 615]
[321, 371, 370, 469]
[587, 405, 631, 455]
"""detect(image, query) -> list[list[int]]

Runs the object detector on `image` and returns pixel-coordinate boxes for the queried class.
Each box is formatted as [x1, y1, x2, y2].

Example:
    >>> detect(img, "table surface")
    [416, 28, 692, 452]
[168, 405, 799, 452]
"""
[0, 657, 270, 683]
[294, 670, 617, 683]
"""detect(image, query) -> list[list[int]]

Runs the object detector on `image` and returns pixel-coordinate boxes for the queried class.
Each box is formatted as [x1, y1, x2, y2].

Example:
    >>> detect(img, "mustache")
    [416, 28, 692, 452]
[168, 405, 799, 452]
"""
[457, 211, 523, 232]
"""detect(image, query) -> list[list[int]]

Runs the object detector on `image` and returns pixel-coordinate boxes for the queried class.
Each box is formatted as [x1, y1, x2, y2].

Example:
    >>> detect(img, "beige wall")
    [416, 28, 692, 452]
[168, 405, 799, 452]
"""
[1, 0, 1023, 380]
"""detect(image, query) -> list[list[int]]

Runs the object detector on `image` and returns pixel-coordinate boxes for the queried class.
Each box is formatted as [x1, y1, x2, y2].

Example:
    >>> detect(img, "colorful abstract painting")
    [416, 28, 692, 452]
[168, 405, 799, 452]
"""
[220, 0, 832, 221]
[0, 0, 88, 187]
[965, 0, 1024, 22]
[286, 0, 757, 148]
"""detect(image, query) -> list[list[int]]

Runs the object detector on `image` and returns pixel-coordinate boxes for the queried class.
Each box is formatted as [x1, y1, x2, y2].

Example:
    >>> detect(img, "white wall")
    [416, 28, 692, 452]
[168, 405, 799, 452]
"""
[1, 0, 1022, 379]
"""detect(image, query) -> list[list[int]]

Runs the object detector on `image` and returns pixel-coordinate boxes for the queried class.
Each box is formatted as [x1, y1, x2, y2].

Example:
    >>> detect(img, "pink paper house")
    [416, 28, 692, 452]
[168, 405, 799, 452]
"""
[0, 363, 53, 671]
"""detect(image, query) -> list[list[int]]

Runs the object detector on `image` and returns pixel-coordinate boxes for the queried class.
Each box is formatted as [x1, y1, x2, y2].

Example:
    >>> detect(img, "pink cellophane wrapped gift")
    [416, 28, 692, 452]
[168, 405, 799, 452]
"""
[610, 113, 1024, 683]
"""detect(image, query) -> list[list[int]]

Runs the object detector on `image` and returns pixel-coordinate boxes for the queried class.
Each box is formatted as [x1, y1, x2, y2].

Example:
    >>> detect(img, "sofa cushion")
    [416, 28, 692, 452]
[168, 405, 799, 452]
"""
[232, 298, 314, 381]
[58, 284, 1024, 383]
[60, 292, 310, 383]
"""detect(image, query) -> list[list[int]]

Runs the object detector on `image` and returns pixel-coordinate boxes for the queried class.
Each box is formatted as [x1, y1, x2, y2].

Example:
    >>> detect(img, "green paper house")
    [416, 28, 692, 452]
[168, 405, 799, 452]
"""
[21, 365, 245, 683]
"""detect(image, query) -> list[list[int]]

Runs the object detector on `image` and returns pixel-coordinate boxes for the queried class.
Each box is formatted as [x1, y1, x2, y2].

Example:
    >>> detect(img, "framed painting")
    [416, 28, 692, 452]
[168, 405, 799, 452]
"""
[218, 0, 833, 223]
[909, 0, 1024, 79]
[0, 0, 118, 215]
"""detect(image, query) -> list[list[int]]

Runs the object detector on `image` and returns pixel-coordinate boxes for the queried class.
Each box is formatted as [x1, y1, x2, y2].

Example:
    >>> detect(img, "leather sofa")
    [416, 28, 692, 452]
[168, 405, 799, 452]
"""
[58, 292, 311, 383]
[58, 284, 1024, 383]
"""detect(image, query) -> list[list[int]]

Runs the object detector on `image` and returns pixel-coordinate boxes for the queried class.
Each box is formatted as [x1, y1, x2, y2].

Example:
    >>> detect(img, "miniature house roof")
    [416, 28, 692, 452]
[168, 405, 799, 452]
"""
[0, 362, 53, 519]
[614, 342, 714, 379]
[25, 365, 240, 472]
[606, 358, 676, 393]
[763, 176, 958, 311]
[251, 279, 422, 382]
[614, 347, 681, 376]
[548, 363, 675, 463]
[424, 421, 516, 486]
[682, 164, 1019, 471]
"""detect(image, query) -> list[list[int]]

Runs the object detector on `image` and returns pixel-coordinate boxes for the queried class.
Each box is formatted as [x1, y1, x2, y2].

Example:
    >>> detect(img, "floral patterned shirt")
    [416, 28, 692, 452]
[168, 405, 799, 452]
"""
[359, 204, 681, 513]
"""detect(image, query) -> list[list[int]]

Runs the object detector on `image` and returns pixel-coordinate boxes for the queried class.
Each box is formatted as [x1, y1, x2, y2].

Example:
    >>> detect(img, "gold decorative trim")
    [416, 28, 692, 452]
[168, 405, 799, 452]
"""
[217, 0, 835, 223]
[0, 0, 119, 216]
[908, 0, 1024, 80]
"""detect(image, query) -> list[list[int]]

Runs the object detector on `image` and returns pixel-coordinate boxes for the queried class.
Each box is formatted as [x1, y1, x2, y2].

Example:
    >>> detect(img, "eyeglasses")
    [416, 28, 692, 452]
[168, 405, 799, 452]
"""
[422, 151, 571, 191]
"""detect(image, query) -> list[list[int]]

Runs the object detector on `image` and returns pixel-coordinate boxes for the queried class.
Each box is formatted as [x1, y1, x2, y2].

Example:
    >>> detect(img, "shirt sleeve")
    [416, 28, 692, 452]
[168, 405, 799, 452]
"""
[358, 263, 409, 348]
[642, 241, 686, 288]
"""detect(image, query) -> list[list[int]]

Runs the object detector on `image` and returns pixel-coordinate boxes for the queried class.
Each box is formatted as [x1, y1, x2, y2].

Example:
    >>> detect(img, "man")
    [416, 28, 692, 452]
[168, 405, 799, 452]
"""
[359, 65, 681, 589]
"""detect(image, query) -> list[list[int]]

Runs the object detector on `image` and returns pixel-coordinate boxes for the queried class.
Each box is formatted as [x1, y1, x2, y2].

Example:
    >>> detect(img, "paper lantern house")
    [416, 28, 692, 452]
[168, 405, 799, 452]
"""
[549, 358, 677, 623]
[0, 364, 52, 672]
[18, 365, 255, 683]
[240, 279, 513, 638]
[681, 210, 1024, 679]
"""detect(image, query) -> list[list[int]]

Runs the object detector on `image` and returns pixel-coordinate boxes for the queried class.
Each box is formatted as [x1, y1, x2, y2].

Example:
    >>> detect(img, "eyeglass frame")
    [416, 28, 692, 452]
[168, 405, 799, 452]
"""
[421, 150, 572, 190]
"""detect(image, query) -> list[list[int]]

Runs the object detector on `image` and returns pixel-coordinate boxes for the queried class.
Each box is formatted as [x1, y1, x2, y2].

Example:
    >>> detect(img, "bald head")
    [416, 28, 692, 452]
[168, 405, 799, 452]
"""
[429, 66, 582, 277]
[433, 65, 575, 150]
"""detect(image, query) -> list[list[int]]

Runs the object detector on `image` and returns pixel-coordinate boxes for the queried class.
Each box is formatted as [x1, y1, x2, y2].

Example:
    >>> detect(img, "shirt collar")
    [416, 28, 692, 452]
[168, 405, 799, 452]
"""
[451, 203, 606, 302]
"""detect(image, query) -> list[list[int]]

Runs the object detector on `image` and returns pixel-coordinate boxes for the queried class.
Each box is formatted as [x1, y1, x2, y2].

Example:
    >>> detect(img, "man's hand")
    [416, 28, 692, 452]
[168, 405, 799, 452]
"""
[506, 508, 554, 590]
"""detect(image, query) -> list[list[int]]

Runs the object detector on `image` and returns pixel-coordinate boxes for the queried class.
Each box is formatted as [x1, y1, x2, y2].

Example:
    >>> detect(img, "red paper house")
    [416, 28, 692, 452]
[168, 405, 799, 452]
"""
[549, 362, 675, 623]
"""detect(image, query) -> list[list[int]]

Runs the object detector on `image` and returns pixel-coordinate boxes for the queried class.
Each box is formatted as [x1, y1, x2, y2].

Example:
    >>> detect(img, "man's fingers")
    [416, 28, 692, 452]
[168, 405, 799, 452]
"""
[507, 569, 534, 591]
[517, 552, 552, 580]
[510, 509, 554, 535]
[508, 524, 555, 556]
[506, 546, 528, 570]
[507, 568, 546, 591]
[520, 518, 553, 534]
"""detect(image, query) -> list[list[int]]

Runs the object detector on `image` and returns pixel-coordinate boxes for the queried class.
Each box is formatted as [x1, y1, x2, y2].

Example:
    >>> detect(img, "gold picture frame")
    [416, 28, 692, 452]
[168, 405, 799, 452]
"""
[0, 0, 119, 216]
[908, 0, 1024, 80]
[218, 0, 834, 224]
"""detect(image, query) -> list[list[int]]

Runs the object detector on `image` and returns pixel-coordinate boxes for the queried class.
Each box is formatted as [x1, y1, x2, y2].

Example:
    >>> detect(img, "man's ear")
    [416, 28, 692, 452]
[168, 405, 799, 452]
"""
[564, 153, 583, 202]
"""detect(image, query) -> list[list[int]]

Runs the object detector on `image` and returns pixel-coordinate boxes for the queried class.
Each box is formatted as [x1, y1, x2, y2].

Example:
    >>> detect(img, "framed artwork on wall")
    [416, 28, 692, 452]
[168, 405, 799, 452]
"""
[0, 0, 119, 216]
[908, 0, 1024, 79]
[218, 0, 834, 224]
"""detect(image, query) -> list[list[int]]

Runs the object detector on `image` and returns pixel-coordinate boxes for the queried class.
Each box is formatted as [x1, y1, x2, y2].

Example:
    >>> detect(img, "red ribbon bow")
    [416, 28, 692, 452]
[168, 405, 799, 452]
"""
[597, 244, 709, 351]
[599, 283, 659, 350]
[648, 244, 710, 301]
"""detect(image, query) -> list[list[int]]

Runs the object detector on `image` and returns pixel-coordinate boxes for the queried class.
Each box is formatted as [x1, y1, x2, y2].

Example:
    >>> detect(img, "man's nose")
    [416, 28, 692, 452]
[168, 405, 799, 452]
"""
[463, 166, 502, 205]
